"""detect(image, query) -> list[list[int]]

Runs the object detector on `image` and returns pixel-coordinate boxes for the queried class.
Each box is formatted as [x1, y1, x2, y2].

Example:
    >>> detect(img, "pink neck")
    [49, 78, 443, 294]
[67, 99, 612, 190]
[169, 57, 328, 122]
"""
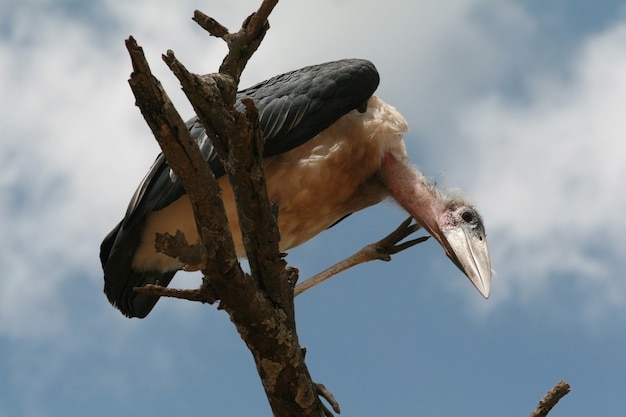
[378, 153, 444, 238]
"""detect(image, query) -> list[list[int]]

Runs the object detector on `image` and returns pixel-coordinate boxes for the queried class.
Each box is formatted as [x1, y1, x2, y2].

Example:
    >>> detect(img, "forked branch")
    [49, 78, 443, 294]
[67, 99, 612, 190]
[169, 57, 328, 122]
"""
[126, 1, 328, 416]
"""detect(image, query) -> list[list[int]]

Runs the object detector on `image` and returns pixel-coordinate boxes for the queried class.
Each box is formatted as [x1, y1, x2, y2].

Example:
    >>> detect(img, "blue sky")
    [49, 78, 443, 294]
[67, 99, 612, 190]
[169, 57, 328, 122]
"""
[2, 0, 626, 416]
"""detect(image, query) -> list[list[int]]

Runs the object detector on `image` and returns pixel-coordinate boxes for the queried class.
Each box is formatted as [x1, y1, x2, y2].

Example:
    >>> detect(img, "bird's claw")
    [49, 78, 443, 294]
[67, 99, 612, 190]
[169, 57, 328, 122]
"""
[315, 382, 341, 416]
[294, 217, 430, 296]
[370, 216, 430, 259]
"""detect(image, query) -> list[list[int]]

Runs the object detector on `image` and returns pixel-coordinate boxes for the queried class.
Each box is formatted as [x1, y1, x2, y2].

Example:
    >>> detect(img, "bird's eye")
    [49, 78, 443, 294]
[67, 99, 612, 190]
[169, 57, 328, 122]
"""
[461, 211, 474, 223]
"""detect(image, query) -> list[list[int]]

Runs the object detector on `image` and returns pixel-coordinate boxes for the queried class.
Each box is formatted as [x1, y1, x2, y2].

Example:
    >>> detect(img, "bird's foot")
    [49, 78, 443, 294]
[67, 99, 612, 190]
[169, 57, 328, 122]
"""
[294, 217, 429, 296]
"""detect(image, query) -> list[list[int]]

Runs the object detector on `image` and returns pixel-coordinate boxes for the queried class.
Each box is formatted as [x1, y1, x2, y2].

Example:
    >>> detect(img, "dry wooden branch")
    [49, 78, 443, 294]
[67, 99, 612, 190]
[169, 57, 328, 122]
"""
[161, 30, 289, 312]
[192, 11, 229, 38]
[125, 1, 328, 415]
[134, 284, 218, 304]
[154, 230, 206, 269]
[125, 36, 240, 283]
[528, 381, 571, 417]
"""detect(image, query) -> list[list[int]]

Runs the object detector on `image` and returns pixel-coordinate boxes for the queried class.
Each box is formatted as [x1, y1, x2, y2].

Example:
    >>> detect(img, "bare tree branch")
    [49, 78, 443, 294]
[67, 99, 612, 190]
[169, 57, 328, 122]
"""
[218, 0, 277, 82]
[125, 36, 238, 283]
[134, 284, 218, 304]
[529, 381, 571, 417]
[192, 11, 229, 38]
[125, 1, 328, 415]
[154, 230, 206, 269]
[161, 37, 290, 311]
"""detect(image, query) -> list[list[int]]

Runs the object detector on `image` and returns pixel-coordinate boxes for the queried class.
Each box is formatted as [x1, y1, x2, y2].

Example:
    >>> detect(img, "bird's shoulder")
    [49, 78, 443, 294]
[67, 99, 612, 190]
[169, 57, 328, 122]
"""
[237, 58, 380, 155]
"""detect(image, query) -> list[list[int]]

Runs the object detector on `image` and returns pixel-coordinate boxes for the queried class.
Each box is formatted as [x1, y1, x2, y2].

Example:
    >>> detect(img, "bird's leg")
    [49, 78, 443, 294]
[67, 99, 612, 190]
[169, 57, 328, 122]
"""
[294, 217, 429, 296]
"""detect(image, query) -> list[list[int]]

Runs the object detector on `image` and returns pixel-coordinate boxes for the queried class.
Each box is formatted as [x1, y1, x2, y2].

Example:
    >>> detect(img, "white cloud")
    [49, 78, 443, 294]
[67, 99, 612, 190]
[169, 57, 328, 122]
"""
[0, 5, 142, 337]
[457, 21, 626, 318]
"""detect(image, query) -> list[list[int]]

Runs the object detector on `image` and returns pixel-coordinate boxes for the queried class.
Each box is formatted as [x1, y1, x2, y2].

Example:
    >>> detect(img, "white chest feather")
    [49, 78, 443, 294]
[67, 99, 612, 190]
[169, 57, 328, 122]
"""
[132, 96, 408, 271]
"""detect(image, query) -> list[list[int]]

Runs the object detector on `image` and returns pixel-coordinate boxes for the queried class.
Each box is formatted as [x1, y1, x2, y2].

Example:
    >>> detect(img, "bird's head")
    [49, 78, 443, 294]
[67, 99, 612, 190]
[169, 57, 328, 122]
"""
[418, 200, 492, 298]
[379, 153, 492, 298]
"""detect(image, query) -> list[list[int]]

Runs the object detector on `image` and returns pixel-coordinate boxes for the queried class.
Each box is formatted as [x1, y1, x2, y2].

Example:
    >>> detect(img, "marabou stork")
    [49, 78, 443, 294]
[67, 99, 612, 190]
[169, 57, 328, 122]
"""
[100, 59, 492, 318]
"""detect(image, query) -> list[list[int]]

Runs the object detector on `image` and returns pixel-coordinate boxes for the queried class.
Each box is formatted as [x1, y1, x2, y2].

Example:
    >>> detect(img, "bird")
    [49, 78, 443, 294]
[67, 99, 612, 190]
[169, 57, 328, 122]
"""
[100, 58, 492, 318]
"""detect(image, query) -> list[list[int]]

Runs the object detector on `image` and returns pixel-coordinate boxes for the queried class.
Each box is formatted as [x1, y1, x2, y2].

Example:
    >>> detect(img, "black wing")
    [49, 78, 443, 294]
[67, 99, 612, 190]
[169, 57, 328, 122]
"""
[101, 58, 380, 318]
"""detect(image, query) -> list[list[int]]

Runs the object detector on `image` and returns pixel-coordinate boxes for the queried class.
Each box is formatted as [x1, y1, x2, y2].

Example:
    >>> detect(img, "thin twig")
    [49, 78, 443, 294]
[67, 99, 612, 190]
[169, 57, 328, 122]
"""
[295, 217, 429, 296]
[529, 381, 571, 417]
[244, 0, 279, 38]
[192, 10, 229, 38]
[315, 383, 340, 416]
[134, 284, 218, 304]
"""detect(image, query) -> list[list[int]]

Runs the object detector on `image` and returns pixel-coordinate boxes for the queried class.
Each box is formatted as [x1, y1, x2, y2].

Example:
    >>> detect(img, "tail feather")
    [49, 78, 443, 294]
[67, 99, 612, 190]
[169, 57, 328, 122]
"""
[105, 269, 176, 318]
[100, 221, 177, 318]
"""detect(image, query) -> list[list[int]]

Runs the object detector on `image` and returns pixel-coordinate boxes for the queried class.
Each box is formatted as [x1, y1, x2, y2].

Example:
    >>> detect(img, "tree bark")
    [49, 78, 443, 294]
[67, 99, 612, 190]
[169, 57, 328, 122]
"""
[125, 1, 326, 415]
[528, 381, 571, 417]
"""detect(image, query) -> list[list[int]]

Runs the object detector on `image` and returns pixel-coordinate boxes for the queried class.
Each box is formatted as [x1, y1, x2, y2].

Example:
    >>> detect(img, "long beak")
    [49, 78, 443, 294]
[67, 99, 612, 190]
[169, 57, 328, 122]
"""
[440, 225, 492, 298]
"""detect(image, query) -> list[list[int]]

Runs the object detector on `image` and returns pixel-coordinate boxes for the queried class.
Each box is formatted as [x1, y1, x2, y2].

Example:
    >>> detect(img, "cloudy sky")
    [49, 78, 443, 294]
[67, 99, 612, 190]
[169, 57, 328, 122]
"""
[2, 0, 626, 416]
